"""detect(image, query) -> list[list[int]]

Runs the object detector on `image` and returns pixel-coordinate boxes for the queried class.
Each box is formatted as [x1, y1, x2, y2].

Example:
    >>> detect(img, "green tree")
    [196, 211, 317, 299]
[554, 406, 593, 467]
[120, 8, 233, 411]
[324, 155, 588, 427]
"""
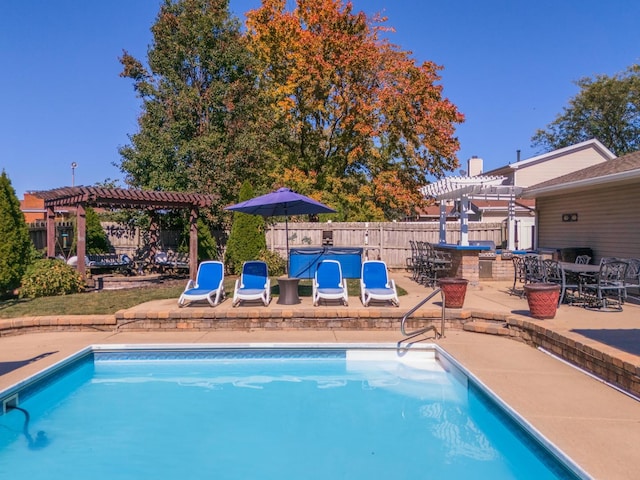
[179, 217, 219, 262]
[86, 207, 111, 254]
[225, 181, 266, 275]
[0, 171, 33, 295]
[119, 0, 274, 222]
[246, 0, 464, 220]
[532, 65, 640, 156]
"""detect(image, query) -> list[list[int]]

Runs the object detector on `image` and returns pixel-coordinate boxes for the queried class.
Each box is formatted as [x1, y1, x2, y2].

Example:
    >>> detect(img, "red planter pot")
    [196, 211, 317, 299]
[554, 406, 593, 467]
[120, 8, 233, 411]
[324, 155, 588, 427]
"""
[524, 283, 560, 319]
[438, 277, 469, 308]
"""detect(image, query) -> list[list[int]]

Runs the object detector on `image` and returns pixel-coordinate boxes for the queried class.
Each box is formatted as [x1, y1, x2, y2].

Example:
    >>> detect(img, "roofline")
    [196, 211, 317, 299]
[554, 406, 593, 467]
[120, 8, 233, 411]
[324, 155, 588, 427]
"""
[484, 139, 616, 175]
[523, 169, 640, 198]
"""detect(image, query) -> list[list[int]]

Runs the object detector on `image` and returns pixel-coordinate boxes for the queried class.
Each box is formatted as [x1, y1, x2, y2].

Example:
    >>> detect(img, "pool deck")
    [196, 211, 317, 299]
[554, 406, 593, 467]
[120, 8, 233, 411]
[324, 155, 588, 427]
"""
[1, 275, 640, 479]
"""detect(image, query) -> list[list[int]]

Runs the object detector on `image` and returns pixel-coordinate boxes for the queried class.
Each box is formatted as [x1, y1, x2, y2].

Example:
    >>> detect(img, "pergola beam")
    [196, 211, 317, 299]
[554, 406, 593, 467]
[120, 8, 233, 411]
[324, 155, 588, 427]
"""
[33, 186, 217, 281]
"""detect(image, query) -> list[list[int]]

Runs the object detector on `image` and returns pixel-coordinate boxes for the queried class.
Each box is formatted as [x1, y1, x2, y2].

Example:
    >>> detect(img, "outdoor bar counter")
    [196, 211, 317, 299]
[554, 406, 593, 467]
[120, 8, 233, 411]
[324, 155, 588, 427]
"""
[434, 243, 516, 284]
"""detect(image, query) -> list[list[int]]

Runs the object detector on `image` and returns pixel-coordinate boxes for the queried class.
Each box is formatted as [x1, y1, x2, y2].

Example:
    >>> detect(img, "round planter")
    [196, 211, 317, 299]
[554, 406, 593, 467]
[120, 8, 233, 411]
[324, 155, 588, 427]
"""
[524, 283, 560, 319]
[438, 277, 469, 308]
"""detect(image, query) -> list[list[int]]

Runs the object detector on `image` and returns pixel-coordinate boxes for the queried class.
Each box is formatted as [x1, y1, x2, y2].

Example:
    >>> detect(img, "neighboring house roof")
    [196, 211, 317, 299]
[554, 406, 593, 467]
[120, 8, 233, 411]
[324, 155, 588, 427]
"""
[484, 138, 616, 177]
[523, 149, 640, 198]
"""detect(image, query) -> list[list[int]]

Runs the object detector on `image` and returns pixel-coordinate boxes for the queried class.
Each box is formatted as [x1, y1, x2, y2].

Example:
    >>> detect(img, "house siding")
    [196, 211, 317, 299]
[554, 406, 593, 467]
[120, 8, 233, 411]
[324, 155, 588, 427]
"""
[514, 149, 609, 187]
[537, 183, 640, 261]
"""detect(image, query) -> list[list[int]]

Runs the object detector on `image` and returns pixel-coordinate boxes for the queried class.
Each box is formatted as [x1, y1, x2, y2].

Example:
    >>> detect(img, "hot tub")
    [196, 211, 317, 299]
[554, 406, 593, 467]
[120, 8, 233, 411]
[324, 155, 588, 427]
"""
[289, 247, 363, 279]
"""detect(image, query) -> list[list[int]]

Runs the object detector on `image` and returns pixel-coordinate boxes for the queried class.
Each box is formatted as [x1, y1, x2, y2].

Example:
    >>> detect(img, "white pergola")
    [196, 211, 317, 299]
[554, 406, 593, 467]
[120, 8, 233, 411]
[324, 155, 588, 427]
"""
[420, 175, 523, 250]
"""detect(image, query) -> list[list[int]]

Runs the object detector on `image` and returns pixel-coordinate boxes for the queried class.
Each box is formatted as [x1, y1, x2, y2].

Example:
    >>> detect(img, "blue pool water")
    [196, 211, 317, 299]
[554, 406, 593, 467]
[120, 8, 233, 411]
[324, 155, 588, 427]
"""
[0, 346, 585, 479]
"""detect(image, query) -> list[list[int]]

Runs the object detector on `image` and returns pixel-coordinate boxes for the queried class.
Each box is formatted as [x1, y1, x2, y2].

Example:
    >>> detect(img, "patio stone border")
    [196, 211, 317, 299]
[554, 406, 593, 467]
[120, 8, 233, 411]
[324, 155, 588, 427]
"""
[1, 307, 638, 398]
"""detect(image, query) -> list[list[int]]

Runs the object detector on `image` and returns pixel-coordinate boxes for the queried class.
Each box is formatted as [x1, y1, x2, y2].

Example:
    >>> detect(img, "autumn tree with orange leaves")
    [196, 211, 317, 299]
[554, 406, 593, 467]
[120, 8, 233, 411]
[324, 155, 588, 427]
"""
[246, 0, 463, 220]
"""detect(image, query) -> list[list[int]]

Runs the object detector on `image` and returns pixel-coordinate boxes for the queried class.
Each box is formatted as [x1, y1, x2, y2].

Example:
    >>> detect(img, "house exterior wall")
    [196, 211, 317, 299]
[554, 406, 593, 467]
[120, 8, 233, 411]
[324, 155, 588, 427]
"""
[536, 183, 640, 261]
[20, 193, 46, 222]
[514, 148, 610, 187]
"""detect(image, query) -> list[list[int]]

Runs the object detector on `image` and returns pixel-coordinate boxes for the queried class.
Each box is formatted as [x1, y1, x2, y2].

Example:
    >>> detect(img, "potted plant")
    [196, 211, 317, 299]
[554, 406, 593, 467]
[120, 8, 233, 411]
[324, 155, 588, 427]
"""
[523, 283, 560, 319]
[437, 277, 469, 308]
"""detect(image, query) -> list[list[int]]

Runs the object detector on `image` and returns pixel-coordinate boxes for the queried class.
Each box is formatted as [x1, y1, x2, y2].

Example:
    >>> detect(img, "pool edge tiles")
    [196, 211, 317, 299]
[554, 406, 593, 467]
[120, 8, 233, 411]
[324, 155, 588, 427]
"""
[0, 347, 94, 415]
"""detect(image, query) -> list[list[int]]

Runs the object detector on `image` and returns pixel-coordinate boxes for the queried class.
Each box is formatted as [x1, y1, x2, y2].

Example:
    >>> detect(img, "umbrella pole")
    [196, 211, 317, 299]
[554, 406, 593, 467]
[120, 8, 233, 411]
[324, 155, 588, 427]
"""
[285, 216, 289, 275]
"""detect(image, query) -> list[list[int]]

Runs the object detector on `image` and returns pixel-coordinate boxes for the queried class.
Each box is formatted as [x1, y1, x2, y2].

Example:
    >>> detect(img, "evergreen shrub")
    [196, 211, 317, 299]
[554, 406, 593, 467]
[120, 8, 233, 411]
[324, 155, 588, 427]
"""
[225, 182, 266, 274]
[0, 171, 33, 295]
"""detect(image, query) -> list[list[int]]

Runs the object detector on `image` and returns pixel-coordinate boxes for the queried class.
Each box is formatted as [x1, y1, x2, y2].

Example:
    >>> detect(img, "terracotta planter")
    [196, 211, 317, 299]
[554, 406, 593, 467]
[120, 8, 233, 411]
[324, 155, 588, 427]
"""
[438, 277, 469, 308]
[524, 283, 560, 319]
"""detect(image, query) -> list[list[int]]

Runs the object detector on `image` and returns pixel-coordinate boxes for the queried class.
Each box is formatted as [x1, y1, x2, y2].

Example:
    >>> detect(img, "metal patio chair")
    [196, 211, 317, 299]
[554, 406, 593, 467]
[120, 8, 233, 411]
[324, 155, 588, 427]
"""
[581, 260, 628, 311]
[542, 259, 581, 305]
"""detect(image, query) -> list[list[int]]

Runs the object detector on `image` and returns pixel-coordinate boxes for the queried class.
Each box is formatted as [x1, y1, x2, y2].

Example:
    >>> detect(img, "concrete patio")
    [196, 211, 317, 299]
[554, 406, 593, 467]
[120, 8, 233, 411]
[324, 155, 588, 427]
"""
[1, 275, 639, 479]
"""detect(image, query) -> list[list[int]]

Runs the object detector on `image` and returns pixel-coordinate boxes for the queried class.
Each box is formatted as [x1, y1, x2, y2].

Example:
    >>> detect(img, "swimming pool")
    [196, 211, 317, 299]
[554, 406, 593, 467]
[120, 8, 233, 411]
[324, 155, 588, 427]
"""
[0, 344, 588, 479]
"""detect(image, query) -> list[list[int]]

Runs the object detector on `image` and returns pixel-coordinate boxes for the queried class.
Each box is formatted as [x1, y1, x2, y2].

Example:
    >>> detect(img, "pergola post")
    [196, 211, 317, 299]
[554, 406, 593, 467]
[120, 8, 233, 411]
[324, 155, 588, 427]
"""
[460, 195, 470, 246]
[189, 207, 198, 281]
[507, 192, 516, 251]
[438, 202, 447, 244]
[46, 206, 56, 258]
[76, 203, 86, 279]
[149, 211, 159, 264]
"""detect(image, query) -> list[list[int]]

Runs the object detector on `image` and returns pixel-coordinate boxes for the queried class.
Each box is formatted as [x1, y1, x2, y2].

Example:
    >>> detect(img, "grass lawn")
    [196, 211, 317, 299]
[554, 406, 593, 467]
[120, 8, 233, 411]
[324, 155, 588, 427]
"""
[0, 277, 406, 319]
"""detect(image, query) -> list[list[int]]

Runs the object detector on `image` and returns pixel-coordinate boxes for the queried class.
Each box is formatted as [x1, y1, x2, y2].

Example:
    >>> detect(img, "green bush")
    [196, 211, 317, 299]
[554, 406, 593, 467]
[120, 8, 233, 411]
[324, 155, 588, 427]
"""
[258, 249, 286, 277]
[19, 258, 84, 298]
[225, 182, 266, 274]
[86, 207, 111, 254]
[180, 218, 219, 262]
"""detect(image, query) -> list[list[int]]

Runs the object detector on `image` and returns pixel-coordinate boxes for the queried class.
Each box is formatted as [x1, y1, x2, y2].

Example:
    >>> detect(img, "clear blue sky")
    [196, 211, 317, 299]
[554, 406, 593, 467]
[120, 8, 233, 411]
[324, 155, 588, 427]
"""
[2, 0, 638, 199]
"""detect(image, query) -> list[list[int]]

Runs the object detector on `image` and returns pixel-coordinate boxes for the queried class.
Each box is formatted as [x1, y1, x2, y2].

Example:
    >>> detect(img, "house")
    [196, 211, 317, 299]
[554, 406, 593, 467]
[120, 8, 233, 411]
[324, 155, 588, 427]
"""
[20, 192, 75, 223]
[522, 149, 640, 262]
[418, 139, 616, 250]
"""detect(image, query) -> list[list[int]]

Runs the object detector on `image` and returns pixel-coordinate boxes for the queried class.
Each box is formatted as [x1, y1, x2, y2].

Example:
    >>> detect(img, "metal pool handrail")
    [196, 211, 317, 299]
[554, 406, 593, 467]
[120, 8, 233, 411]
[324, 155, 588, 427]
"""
[400, 287, 445, 339]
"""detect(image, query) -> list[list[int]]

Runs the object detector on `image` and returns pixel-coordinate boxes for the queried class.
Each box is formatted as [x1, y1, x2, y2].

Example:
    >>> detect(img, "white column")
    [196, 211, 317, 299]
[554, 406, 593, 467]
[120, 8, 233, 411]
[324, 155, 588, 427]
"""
[438, 202, 447, 244]
[460, 195, 469, 246]
[507, 192, 516, 250]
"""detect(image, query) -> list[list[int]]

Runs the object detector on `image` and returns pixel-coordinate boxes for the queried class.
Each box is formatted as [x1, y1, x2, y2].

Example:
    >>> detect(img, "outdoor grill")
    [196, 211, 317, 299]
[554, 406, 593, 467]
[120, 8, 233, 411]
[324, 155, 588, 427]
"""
[470, 240, 497, 279]
[471, 240, 497, 258]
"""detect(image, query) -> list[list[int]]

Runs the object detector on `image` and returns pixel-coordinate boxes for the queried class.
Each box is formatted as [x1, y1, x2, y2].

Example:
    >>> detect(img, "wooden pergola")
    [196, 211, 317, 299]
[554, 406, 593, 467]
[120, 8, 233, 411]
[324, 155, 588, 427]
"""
[33, 186, 217, 280]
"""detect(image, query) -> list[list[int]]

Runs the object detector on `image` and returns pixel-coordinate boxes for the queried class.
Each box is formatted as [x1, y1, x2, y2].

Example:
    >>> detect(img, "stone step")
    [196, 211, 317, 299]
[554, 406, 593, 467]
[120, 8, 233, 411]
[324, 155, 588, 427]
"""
[463, 320, 511, 336]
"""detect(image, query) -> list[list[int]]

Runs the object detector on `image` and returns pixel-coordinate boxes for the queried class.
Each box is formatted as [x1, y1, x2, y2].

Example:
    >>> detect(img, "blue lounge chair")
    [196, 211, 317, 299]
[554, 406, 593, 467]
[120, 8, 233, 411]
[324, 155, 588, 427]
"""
[360, 260, 399, 307]
[313, 260, 348, 306]
[178, 261, 225, 307]
[232, 261, 271, 307]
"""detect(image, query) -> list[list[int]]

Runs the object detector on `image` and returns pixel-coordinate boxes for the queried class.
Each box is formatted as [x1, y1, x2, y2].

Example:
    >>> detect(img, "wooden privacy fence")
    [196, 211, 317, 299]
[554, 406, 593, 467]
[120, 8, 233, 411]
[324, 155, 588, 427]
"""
[29, 221, 503, 270]
[266, 222, 504, 269]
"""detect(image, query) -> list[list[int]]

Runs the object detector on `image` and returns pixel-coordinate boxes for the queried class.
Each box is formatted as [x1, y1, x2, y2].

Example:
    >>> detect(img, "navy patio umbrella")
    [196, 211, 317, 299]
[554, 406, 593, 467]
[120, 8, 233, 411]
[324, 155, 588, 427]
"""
[224, 187, 336, 273]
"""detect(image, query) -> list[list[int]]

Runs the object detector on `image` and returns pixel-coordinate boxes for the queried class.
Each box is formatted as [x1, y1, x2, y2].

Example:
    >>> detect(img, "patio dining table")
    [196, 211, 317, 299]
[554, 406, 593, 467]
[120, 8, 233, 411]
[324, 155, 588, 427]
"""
[558, 261, 600, 274]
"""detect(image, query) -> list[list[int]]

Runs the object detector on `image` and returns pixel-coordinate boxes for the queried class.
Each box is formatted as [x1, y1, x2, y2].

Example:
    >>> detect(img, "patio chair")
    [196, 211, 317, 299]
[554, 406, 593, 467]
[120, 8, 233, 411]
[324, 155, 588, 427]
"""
[623, 258, 640, 300]
[312, 260, 348, 306]
[542, 259, 580, 305]
[511, 255, 527, 297]
[575, 255, 591, 264]
[360, 260, 399, 307]
[178, 261, 225, 307]
[581, 259, 628, 311]
[523, 254, 545, 284]
[232, 261, 271, 307]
